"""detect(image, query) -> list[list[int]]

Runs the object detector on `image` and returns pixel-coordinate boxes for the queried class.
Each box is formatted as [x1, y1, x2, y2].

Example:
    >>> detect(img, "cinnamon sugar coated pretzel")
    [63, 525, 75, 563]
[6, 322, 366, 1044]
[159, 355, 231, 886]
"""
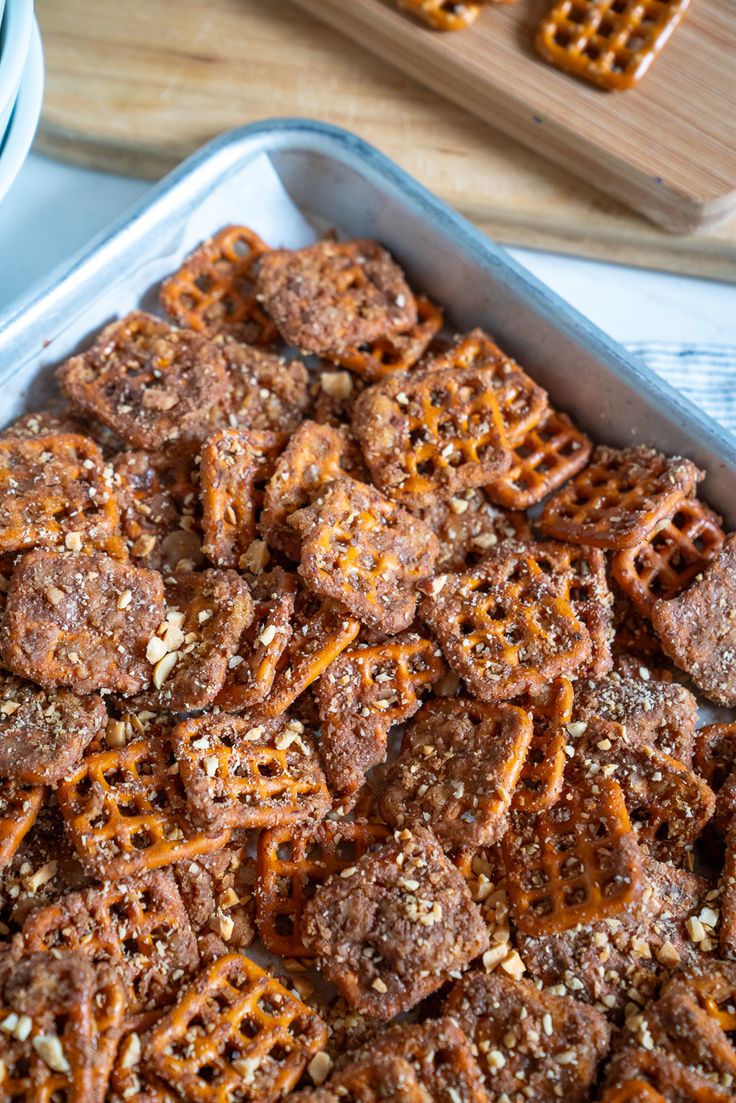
[536, 0, 692, 91]
[2, 221, 736, 1101]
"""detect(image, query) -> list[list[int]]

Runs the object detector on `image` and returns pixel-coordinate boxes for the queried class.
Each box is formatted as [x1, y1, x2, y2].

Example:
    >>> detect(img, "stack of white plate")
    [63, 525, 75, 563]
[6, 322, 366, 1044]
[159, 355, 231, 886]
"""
[0, 0, 43, 204]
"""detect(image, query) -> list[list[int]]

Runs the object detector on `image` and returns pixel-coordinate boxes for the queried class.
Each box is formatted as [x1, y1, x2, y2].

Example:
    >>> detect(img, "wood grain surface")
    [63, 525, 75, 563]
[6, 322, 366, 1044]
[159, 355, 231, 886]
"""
[35, 0, 736, 281]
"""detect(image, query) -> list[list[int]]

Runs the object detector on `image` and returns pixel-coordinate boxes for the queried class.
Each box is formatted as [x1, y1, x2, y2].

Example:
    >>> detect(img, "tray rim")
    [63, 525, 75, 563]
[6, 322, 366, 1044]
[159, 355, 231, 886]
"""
[1, 116, 734, 489]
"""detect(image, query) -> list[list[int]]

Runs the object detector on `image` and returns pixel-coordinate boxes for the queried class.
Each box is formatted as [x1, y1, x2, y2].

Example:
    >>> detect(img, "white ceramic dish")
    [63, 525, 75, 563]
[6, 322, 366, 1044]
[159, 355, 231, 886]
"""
[0, 18, 42, 205]
[0, 0, 33, 140]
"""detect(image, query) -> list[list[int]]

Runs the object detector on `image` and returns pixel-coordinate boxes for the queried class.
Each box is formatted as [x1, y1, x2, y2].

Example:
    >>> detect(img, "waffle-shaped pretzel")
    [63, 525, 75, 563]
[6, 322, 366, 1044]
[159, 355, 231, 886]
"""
[647, 961, 736, 1080]
[0, 672, 106, 785]
[444, 971, 610, 1103]
[502, 775, 644, 935]
[533, 540, 614, 676]
[419, 543, 591, 701]
[0, 433, 121, 555]
[536, 0, 692, 92]
[600, 1047, 731, 1103]
[260, 421, 365, 559]
[1, 548, 166, 695]
[218, 343, 310, 437]
[112, 443, 201, 570]
[144, 953, 328, 1103]
[413, 487, 531, 573]
[317, 632, 445, 796]
[200, 429, 264, 569]
[291, 1056, 428, 1103]
[1, 951, 126, 1103]
[23, 869, 199, 1014]
[425, 329, 548, 447]
[396, 0, 483, 30]
[174, 713, 330, 834]
[330, 295, 443, 379]
[256, 821, 389, 958]
[57, 731, 231, 879]
[58, 311, 230, 450]
[255, 239, 417, 356]
[513, 676, 573, 812]
[0, 778, 44, 870]
[694, 722, 736, 794]
[160, 225, 277, 345]
[258, 594, 360, 718]
[216, 569, 297, 712]
[108, 1017, 181, 1103]
[612, 497, 725, 615]
[379, 698, 533, 847]
[487, 408, 593, 510]
[352, 363, 513, 506]
[290, 478, 439, 634]
[539, 445, 702, 550]
[613, 582, 666, 658]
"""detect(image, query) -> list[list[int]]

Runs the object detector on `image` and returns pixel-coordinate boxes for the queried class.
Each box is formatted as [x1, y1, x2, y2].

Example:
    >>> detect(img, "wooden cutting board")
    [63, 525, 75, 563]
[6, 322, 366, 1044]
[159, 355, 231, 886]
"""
[35, 0, 736, 282]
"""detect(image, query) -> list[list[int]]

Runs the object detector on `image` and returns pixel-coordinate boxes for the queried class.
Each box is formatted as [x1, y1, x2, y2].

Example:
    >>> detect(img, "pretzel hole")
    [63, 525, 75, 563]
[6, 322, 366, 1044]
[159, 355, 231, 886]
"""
[554, 29, 572, 46]
[599, 18, 615, 35]
[240, 1014, 261, 1038]
[530, 895, 554, 917]
[584, 43, 601, 59]
[197, 1065, 218, 1084]
[276, 913, 296, 936]
[132, 829, 153, 850]
[562, 883, 588, 906]
[75, 776, 93, 797]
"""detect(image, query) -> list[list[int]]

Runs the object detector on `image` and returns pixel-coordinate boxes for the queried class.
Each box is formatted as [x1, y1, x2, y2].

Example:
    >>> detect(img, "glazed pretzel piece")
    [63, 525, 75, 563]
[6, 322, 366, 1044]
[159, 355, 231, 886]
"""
[57, 311, 231, 450]
[0, 432, 121, 555]
[288, 1057, 428, 1103]
[512, 676, 573, 812]
[329, 294, 444, 380]
[301, 827, 489, 1019]
[255, 239, 417, 356]
[536, 0, 692, 92]
[173, 713, 330, 834]
[352, 361, 513, 508]
[396, 0, 484, 31]
[612, 581, 666, 658]
[533, 540, 614, 675]
[200, 428, 264, 568]
[1, 950, 126, 1103]
[487, 407, 593, 510]
[316, 632, 445, 797]
[419, 542, 591, 702]
[652, 533, 736, 706]
[413, 486, 531, 573]
[260, 420, 366, 559]
[217, 342, 310, 437]
[0, 672, 106, 785]
[379, 698, 533, 848]
[539, 445, 702, 550]
[216, 568, 297, 712]
[444, 971, 611, 1103]
[0, 549, 166, 695]
[502, 774, 645, 936]
[256, 820, 389, 958]
[108, 1017, 181, 1103]
[258, 593, 360, 718]
[160, 224, 277, 345]
[143, 953, 328, 1103]
[612, 496, 725, 615]
[22, 869, 199, 1014]
[0, 777, 45, 871]
[598, 1047, 731, 1103]
[57, 728, 232, 880]
[290, 477, 439, 635]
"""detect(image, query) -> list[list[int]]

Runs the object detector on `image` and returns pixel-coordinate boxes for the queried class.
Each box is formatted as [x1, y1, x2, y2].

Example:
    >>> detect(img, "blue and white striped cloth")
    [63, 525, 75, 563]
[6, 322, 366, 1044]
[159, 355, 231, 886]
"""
[628, 342, 736, 435]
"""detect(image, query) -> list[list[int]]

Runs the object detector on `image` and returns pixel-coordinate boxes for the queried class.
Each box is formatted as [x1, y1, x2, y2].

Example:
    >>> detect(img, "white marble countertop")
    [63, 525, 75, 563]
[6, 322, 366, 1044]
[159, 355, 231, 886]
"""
[1, 153, 735, 348]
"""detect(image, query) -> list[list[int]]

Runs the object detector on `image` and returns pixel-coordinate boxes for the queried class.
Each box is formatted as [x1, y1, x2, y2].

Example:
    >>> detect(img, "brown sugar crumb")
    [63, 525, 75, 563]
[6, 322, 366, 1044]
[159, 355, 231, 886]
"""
[57, 311, 230, 449]
[445, 970, 610, 1103]
[0, 549, 165, 695]
[574, 668, 698, 764]
[143, 953, 328, 1102]
[0, 672, 106, 784]
[352, 362, 513, 506]
[255, 239, 417, 355]
[173, 712, 330, 834]
[379, 698, 533, 848]
[260, 420, 365, 559]
[518, 857, 708, 1020]
[0, 432, 121, 555]
[22, 868, 200, 1014]
[412, 487, 531, 572]
[419, 543, 591, 701]
[112, 444, 202, 571]
[652, 533, 736, 706]
[290, 477, 439, 635]
[316, 632, 445, 798]
[342, 1017, 490, 1103]
[215, 341, 310, 435]
[301, 827, 489, 1019]
[539, 445, 703, 550]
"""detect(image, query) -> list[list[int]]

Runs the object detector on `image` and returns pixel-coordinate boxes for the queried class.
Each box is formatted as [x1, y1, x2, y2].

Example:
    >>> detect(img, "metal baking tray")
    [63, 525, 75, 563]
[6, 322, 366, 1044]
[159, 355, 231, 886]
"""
[1, 118, 735, 524]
